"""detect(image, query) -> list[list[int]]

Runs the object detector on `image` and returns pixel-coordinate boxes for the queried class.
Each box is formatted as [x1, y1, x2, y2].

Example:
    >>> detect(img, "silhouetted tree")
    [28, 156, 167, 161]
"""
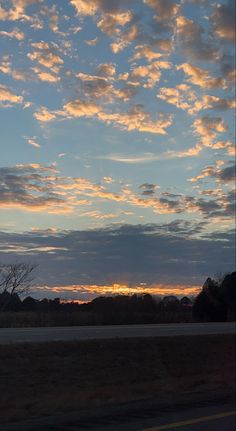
[0, 263, 37, 310]
[22, 296, 38, 311]
[193, 272, 236, 322]
[180, 296, 192, 307]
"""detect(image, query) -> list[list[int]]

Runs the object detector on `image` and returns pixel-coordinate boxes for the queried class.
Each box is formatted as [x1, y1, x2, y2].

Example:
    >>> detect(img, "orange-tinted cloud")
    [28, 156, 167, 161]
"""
[34, 106, 57, 122]
[177, 63, 224, 89]
[212, 1, 235, 41]
[0, 27, 24, 40]
[36, 282, 201, 300]
[0, 84, 23, 106]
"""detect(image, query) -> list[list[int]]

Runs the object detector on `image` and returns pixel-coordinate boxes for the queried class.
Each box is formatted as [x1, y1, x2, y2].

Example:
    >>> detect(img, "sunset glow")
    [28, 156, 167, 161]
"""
[33, 283, 201, 301]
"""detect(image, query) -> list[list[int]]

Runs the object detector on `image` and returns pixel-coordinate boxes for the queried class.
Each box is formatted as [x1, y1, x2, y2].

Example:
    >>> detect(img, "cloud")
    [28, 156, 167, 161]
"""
[0, 164, 67, 212]
[64, 98, 101, 117]
[157, 84, 196, 112]
[177, 63, 224, 89]
[0, 84, 23, 106]
[28, 48, 63, 69]
[84, 37, 98, 46]
[212, 0, 235, 41]
[96, 63, 116, 76]
[130, 60, 171, 88]
[144, 0, 180, 21]
[31, 67, 60, 82]
[157, 87, 235, 115]
[46, 98, 173, 135]
[190, 161, 236, 184]
[76, 69, 138, 102]
[110, 23, 139, 53]
[33, 283, 201, 301]
[98, 10, 133, 36]
[139, 183, 159, 195]
[0, 58, 31, 81]
[97, 105, 173, 134]
[0, 27, 24, 40]
[218, 164, 236, 182]
[0, 222, 234, 288]
[193, 116, 228, 149]
[1, 162, 232, 221]
[78, 210, 117, 220]
[132, 45, 163, 61]
[97, 153, 162, 163]
[34, 106, 57, 122]
[23, 136, 41, 148]
[0, 164, 102, 213]
[189, 95, 236, 115]
[0, 0, 42, 21]
[70, 0, 135, 51]
[76, 73, 115, 101]
[176, 15, 218, 61]
[40, 4, 60, 34]
[70, 0, 99, 16]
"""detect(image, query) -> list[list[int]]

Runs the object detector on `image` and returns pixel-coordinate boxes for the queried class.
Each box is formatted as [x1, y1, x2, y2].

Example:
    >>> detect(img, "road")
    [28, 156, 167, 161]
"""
[92, 403, 236, 431]
[1, 400, 235, 430]
[0, 321, 235, 344]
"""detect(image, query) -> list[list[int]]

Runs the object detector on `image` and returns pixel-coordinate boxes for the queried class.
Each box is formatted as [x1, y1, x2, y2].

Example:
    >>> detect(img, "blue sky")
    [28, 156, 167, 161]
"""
[0, 0, 235, 300]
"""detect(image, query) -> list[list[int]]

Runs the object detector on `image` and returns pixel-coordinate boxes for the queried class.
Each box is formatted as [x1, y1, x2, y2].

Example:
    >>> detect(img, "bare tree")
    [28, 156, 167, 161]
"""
[0, 262, 37, 297]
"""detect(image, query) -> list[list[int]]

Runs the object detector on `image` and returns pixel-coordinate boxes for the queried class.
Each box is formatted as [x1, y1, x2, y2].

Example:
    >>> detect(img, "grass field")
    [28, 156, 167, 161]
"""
[0, 334, 235, 423]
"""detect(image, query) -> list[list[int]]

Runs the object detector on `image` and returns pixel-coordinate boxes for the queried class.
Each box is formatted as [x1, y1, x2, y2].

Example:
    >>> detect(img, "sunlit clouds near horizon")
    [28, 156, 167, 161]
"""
[0, 0, 235, 300]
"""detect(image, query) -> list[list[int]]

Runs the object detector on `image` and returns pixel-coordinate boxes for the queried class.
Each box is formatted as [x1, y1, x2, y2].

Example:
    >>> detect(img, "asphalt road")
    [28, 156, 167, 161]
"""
[1, 400, 235, 430]
[92, 403, 236, 431]
[0, 321, 235, 344]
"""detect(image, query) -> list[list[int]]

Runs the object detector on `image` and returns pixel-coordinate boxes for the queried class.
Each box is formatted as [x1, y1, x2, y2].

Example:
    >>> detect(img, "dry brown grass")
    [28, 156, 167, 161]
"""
[0, 335, 235, 423]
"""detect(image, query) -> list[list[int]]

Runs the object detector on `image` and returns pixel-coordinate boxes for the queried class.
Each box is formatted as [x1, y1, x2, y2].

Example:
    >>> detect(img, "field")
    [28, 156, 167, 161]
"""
[0, 309, 193, 327]
[0, 334, 235, 424]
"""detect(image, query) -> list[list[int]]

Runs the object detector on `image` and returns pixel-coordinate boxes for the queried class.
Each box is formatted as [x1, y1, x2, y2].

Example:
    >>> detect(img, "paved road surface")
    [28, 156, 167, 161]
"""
[0, 322, 235, 344]
[92, 403, 236, 431]
[1, 400, 235, 430]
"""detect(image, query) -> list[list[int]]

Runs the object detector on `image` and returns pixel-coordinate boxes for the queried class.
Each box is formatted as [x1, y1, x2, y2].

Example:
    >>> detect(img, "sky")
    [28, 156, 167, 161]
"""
[0, 0, 235, 301]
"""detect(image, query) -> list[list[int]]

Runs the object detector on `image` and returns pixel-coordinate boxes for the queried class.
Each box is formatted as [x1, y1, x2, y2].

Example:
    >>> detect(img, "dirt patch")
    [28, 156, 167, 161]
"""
[0, 334, 235, 423]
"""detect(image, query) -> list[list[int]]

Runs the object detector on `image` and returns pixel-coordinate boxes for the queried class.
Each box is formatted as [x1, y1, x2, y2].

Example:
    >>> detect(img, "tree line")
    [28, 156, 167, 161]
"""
[0, 262, 235, 323]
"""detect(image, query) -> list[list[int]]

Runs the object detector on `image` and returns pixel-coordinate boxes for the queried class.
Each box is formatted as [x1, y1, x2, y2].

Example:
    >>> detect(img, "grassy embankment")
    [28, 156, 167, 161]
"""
[0, 334, 235, 423]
